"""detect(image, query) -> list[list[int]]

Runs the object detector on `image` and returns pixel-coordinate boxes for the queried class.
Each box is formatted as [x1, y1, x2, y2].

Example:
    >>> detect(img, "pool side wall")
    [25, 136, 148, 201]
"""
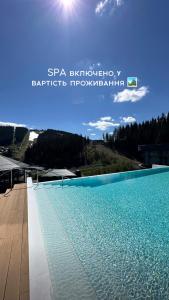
[27, 177, 52, 300]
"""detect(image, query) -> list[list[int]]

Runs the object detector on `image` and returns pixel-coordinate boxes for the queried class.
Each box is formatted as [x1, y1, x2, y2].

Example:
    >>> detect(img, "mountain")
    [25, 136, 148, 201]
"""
[25, 129, 88, 168]
[0, 125, 142, 174]
[24, 129, 140, 174]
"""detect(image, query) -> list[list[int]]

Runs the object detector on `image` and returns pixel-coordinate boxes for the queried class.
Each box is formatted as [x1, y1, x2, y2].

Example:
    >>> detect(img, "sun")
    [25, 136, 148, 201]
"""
[59, 0, 76, 10]
[53, 0, 80, 18]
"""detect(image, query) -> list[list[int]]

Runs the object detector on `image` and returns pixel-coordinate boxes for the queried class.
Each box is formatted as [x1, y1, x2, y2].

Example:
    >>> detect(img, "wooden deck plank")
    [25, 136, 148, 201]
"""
[4, 238, 22, 300]
[0, 194, 14, 239]
[0, 184, 29, 300]
[0, 238, 12, 300]
[19, 291, 29, 300]
[20, 192, 29, 298]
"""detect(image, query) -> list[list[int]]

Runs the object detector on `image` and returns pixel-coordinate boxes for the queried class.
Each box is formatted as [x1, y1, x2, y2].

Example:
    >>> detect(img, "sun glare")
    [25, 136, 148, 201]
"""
[53, 0, 81, 19]
[59, 0, 76, 10]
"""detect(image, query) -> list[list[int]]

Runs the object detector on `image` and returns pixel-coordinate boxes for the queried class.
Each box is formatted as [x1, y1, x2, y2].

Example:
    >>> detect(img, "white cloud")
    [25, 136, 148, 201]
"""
[83, 117, 120, 131]
[122, 116, 136, 123]
[114, 86, 149, 103]
[87, 128, 92, 131]
[95, 0, 123, 16]
[90, 133, 96, 136]
[100, 116, 112, 121]
[95, 0, 109, 15]
[116, 0, 123, 5]
[0, 121, 27, 127]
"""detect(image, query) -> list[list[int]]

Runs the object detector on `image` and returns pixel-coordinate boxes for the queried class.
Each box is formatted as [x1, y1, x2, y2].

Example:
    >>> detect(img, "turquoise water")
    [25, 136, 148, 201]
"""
[35, 168, 169, 300]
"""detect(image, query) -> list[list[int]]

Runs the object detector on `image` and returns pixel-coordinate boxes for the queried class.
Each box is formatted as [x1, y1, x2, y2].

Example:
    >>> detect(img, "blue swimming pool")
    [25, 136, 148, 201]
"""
[35, 167, 169, 299]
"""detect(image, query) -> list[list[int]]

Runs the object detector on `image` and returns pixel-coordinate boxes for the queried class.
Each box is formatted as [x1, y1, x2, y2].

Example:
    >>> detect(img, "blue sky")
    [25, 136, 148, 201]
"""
[0, 0, 169, 139]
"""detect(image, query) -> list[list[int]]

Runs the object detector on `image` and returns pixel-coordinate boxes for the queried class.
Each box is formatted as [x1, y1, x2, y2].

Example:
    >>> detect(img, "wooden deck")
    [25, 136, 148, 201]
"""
[0, 184, 29, 300]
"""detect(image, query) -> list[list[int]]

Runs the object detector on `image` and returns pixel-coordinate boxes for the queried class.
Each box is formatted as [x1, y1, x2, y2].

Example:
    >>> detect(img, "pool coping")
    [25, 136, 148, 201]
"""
[27, 177, 53, 300]
[35, 165, 169, 186]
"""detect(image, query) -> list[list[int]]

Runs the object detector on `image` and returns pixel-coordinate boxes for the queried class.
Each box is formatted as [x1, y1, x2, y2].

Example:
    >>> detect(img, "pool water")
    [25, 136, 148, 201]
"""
[35, 168, 169, 299]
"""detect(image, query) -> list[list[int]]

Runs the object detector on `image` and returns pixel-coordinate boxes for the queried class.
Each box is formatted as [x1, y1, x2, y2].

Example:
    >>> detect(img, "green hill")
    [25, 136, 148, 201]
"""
[80, 143, 140, 176]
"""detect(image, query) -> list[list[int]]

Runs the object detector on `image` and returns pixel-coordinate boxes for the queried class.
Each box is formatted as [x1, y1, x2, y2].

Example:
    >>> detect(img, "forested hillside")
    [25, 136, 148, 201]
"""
[24, 129, 140, 174]
[2, 113, 168, 173]
[0, 125, 29, 160]
[105, 113, 169, 159]
[25, 129, 89, 168]
[80, 144, 140, 176]
[0, 126, 13, 145]
[0, 126, 28, 146]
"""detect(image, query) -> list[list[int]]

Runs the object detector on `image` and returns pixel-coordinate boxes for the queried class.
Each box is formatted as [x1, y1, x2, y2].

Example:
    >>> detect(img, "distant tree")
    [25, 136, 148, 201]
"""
[0, 126, 14, 146]
[0, 126, 28, 146]
[25, 129, 88, 168]
[106, 113, 169, 159]
[15, 127, 28, 143]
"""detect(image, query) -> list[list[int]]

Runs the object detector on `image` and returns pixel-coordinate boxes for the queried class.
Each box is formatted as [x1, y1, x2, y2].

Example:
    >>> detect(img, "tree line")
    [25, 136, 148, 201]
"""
[25, 129, 89, 168]
[0, 126, 28, 146]
[104, 113, 169, 159]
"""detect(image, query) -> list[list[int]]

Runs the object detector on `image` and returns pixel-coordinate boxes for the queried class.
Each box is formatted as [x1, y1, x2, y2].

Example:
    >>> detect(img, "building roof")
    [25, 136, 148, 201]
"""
[0, 155, 22, 171]
[0, 155, 43, 171]
[41, 169, 76, 178]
